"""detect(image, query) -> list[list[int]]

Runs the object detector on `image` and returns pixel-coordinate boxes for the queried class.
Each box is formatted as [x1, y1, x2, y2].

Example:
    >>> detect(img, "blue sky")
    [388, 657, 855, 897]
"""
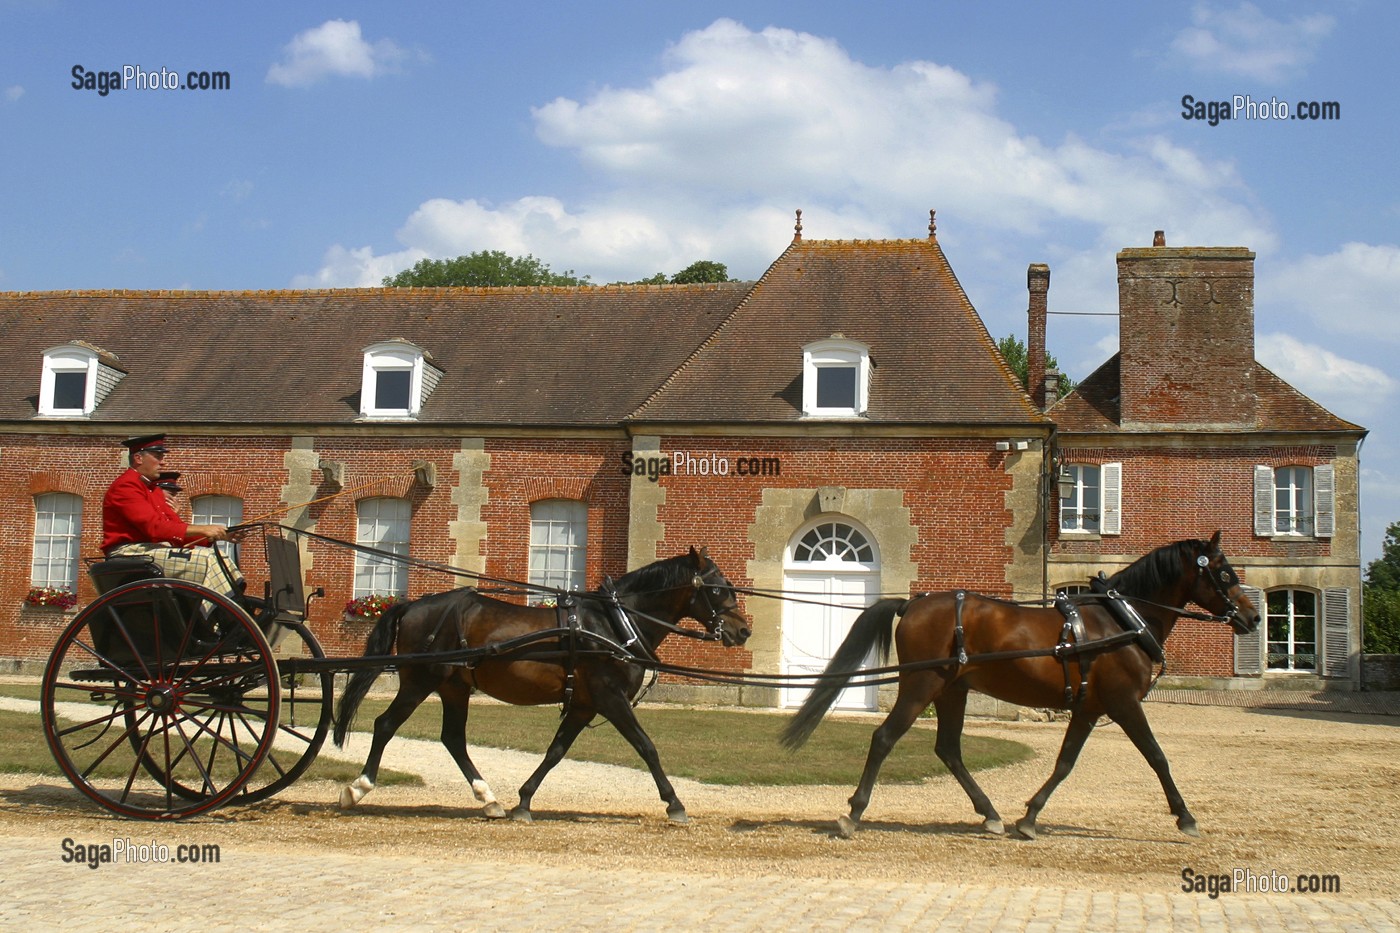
[3, 1, 1398, 562]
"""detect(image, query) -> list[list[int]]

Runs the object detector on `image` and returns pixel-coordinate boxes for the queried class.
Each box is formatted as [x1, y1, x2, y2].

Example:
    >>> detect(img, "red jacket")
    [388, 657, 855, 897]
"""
[102, 468, 196, 553]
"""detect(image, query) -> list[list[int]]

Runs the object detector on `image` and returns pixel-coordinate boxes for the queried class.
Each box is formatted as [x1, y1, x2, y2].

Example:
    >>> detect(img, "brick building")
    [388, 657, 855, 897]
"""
[0, 220, 1366, 701]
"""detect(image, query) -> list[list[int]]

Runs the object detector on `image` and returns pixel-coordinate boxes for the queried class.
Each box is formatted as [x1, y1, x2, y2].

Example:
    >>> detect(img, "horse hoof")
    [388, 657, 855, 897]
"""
[983, 817, 1005, 836]
[667, 808, 689, 825]
[836, 815, 859, 839]
[483, 802, 507, 820]
[1178, 818, 1201, 838]
[338, 776, 373, 809]
[1014, 820, 1037, 840]
[509, 807, 533, 823]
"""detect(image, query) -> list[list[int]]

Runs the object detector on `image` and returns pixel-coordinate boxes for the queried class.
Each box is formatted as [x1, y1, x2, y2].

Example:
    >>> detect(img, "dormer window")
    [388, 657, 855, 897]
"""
[802, 338, 870, 417]
[39, 342, 125, 417]
[360, 340, 443, 419]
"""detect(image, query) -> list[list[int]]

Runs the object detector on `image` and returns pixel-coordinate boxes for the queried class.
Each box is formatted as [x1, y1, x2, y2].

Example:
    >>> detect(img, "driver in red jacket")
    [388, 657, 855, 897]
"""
[102, 434, 242, 597]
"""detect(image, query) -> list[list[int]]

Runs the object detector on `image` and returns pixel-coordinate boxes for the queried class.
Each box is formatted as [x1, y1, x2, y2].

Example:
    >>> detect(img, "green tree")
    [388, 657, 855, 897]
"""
[997, 334, 1074, 399]
[669, 260, 732, 284]
[618, 260, 734, 286]
[1364, 521, 1400, 653]
[382, 251, 591, 288]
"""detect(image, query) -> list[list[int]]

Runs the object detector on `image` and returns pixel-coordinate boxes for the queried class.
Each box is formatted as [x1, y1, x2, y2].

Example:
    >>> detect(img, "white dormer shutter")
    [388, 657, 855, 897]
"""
[1100, 462, 1122, 535]
[1253, 465, 1274, 536]
[1313, 464, 1335, 538]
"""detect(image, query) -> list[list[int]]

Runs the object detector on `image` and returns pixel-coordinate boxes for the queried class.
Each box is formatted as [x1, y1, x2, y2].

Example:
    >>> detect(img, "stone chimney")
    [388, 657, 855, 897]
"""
[1027, 264, 1050, 409]
[1117, 235, 1256, 429]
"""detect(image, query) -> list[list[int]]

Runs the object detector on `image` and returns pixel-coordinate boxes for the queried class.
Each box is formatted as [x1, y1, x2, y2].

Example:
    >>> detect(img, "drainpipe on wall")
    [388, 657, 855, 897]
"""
[1042, 427, 1060, 604]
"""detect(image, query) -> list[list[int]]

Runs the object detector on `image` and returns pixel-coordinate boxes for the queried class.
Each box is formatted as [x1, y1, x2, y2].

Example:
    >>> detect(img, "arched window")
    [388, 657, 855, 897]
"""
[529, 500, 587, 602]
[192, 495, 244, 565]
[792, 521, 875, 567]
[354, 497, 410, 597]
[32, 492, 82, 592]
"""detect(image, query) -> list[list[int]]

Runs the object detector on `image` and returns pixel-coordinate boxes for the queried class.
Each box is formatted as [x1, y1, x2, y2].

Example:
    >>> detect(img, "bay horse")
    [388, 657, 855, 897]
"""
[781, 532, 1259, 840]
[333, 547, 750, 823]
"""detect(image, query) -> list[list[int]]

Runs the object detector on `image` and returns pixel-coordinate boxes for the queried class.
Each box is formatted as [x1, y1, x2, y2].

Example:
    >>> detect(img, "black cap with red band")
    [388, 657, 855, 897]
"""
[121, 434, 168, 455]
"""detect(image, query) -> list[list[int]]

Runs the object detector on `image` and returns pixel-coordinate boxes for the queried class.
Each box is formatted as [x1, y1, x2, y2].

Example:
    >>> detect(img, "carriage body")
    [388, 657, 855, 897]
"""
[40, 526, 333, 820]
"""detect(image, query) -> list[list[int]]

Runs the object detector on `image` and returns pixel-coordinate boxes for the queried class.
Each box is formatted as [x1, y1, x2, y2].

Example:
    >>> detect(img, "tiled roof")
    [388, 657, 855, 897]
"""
[631, 238, 1046, 425]
[1051, 354, 1364, 434]
[1, 285, 747, 427]
[1, 239, 1047, 431]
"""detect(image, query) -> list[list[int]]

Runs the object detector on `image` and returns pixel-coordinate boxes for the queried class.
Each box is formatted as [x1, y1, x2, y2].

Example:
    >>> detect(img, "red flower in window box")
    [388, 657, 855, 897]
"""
[24, 587, 77, 610]
[344, 594, 400, 620]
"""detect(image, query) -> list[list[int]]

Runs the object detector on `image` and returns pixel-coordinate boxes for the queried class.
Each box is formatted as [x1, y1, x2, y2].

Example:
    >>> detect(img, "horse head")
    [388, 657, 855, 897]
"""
[685, 546, 752, 647]
[1190, 531, 1260, 634]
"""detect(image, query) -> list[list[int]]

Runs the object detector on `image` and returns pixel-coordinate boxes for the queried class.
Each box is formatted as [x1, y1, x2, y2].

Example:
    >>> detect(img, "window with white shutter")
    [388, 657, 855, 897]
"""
[1100, 462, 1122, 536]
[1322, 587, 1351, 678]
[1233, 584, 1264, 675]
[1254, 464, 1332, 538]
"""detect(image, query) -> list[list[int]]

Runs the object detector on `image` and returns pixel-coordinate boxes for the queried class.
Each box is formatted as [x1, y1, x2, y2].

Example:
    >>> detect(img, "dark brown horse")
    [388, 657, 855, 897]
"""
[333, 547, 750, 823]
[781, 532, 1259, 840]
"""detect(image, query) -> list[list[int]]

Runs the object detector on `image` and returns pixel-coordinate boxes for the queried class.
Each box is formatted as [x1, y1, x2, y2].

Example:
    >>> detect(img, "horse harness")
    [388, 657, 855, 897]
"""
[946, 586, 1166, 706]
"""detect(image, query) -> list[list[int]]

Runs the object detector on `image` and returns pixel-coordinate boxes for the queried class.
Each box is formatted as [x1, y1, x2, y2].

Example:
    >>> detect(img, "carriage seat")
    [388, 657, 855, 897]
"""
[87, 555, 164, 595]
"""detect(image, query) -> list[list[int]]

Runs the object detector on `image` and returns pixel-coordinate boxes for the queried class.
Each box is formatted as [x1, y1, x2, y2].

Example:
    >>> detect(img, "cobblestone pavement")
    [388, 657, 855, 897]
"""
[3, 834, 1398, 932]
[4, 687, 1399, 931]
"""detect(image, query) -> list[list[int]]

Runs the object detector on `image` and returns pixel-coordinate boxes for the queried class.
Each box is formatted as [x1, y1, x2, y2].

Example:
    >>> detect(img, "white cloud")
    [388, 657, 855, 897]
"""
[292, 244, 418, 289]
[4, 85, 22, 102]
[267, 19, 407, 87]
[532, 20, 1269, 245]
[300, 19, 1274, 288]
[1171, 2, 1334, 83]
[1263, 242, 1400, 340]
[1256, 332, 1395, 422]
[295, 195, 803, 287]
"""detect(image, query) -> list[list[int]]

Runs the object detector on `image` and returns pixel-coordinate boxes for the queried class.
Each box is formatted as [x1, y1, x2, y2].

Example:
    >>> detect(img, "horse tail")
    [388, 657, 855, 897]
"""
[332, 600, 409, 748]
[780, 597, 906, 750]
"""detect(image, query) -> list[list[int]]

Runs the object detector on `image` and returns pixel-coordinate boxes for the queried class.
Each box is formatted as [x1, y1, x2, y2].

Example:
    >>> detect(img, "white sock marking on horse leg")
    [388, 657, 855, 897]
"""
[470, 779, 497, 806]
[338, 774, 375, 808]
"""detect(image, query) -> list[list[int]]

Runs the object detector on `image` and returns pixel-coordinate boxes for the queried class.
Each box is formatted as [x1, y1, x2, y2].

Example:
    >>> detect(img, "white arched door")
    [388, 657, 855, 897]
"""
[781, 519, 880, 710]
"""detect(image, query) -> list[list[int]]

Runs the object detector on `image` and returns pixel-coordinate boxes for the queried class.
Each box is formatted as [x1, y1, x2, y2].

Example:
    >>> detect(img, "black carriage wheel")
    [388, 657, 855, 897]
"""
[41, 579, 279, 820]
[235, 622, 333, 803]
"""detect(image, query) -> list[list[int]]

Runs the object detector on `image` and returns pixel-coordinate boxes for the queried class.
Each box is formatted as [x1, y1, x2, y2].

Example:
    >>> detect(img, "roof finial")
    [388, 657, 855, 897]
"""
[794, 209, 803, 242]
[928, 209, 937, 238]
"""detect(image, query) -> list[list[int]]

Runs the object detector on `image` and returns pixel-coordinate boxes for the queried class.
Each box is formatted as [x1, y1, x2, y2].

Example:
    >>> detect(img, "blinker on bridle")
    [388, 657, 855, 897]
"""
[692, 568, 737, 638]
[1196, 552, 1246, 627]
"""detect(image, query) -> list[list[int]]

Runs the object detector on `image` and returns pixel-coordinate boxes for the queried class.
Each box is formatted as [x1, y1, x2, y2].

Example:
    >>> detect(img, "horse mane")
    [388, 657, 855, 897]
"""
[1106, 539, 1204, 597]
[612, 552, 700, 597]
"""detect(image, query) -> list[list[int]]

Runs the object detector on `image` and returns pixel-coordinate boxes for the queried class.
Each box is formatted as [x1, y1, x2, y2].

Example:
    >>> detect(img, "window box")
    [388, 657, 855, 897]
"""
[24, 586, 77, 610]
[344, 593, 401, 621]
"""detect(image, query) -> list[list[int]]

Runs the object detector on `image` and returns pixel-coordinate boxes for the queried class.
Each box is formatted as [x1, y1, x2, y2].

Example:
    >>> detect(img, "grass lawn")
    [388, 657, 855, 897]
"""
[1, 682, 1031, 787]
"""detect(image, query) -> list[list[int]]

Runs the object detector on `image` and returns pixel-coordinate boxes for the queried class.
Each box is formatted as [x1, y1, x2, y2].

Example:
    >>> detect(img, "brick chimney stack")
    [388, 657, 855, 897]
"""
[1117, 236, 1257, 429]
[1027, 263, 1050, 409]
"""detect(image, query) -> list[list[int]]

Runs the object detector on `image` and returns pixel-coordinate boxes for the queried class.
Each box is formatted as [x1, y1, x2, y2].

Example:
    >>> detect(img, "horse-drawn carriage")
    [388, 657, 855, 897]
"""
[39, 528, 750, 822]
[38, 525, 1259, 840]
[40, 526, 334, 819]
